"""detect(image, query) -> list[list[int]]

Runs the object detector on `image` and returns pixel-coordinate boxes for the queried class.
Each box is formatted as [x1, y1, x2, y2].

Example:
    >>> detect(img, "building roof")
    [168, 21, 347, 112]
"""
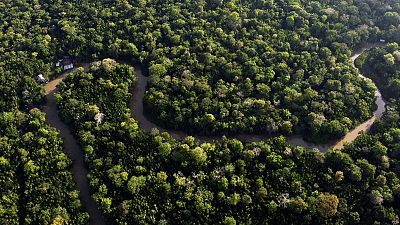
[62, 59, 73, 66]
[37, 74, 46, 82]
[64, 64, 74, 70]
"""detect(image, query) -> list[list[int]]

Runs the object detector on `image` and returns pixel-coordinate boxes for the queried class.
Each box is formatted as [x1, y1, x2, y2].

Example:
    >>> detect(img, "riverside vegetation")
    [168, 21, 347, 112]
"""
[1, 0, 400, 224]
[55, 58, 400, 224]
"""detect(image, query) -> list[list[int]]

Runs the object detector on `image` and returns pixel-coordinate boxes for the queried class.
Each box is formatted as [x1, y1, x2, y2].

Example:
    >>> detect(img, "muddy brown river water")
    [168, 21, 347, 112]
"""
[43, 43, 385, 225]
[130, 43, 386, 152]
[44, 64, 106, 225]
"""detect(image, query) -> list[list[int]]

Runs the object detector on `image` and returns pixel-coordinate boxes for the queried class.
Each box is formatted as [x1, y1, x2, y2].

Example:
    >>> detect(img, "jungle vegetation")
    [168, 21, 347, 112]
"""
[1, 0, 400, 224]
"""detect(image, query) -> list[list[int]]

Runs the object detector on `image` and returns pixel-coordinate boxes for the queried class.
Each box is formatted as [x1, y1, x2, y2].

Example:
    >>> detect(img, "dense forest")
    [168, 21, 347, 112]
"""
[48, 0, 400, 142]
[356, 42, 400, 100]
[0, 109, 89, 224]
[56, 59, 400, 224]
[1, 0, 400, 224]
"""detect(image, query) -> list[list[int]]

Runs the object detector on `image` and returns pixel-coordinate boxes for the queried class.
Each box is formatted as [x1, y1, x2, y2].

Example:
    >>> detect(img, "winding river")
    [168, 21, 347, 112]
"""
[44, 65, 107, 225]
[42, 43, 385, 225]
[130, 43, 386, 152]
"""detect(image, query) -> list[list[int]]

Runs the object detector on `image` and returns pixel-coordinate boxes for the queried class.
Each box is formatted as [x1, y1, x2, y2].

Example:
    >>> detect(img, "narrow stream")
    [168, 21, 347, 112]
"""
[130, 43, 386, 152]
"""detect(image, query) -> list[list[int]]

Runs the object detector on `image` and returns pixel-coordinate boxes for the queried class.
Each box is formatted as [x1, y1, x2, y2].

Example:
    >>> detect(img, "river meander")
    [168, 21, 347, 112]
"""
[130, 43, 386, 152]
[42, 42, 386, 225]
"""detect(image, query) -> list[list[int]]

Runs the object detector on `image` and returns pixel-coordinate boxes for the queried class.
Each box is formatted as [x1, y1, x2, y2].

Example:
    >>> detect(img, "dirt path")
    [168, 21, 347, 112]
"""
[43, 64, 107, 225]
[130, 43, 386, 152]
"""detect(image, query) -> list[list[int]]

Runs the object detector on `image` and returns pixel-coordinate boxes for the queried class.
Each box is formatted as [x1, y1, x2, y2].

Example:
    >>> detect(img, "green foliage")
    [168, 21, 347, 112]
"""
[56, 56, 400, 225]
[358, 43, 400, 99]
[17, 0, 394, 143]
[315, 193, 339, 218]
[2, 0, 400, 224]
[0, 110, 88, 224]
[132, 0, 381, 142]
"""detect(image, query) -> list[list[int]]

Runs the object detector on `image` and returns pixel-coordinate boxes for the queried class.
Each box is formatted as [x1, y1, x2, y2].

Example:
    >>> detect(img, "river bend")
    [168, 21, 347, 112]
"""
[130, 43, 386, 152]
[41, 43, 386, 224]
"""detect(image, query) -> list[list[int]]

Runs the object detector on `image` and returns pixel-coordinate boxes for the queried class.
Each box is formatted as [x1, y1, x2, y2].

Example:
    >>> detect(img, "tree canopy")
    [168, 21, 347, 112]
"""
[1, 0, 400, 224]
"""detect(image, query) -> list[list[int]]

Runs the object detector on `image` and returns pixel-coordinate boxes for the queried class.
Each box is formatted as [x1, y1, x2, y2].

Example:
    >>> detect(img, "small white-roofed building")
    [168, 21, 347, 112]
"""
[37, 74, 47, 84]
[56, 59, 62, 67]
